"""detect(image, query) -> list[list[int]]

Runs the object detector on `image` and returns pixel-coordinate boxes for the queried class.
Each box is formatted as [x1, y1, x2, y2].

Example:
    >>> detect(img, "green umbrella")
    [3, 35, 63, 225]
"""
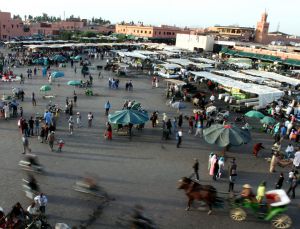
[203, 124, 251, 147]
[67, 80, 81, 86]
[245, 110, 265, 119]
[260, 116, 276, 125]
[108, 109, 149, 125]
[40, 85, 52, 92]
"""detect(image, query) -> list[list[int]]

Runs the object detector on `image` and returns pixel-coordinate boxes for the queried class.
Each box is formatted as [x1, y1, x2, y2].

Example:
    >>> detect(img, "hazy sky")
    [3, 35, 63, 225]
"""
[1, 0, 300, 35]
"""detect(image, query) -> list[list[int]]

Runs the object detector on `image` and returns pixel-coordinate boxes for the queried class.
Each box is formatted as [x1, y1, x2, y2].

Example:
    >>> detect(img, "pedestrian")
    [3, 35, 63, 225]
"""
[150, 112, 158, 128]
[22, 133, 31, 154]
[73, 92, 77, 106]
[155, 77, 159, 88]
[194, 121, 203, 137]
[270, 151, 279, 173]
[68, 116, 74, 135]
[192, 159, 199, 180]
[74, 65, 77, 74]
[28, 116, 34, 136]
[253, 143, 265, 157]
[228, 158, 237, 192]
[172, 117, 177, 132]
[178, 114, 183, 128]
[218, 156, 225, 178]
[44, 124, 49, 142]
[166, 119, 172, 134]
[34, 193, 48, 214]
[39, 126, 45, 143]
[32, 92, 36, 106]
[105, 122, 112, 140]
[287, 173, 298, 199]
[188, 116, 194, 134]
[209, 154, 217, 176]
[285, 144, 295, 159]
[57, 139, 65, 152]
[275, 173, 284, 189]
[213, 158, 219, 181]
[3, 103, 10, 120]
[19, 106, 23, 117]
[256, 181, 266, 203]
[176, 129, 183, 148]
[76, 112, 82, 128]
[88, 112, 93, 127]
[47, 131, 55, 151]
[104, 101, 111, 116]
[152, 76, 156, 88]
[34, 117, 40, 136]
[20, 90, 25, 102]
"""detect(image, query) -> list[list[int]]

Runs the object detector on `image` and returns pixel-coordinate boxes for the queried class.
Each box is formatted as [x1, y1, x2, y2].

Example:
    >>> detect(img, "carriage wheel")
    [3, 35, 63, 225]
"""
[271, 214, 292, 229]
[230, 208, 247, 221]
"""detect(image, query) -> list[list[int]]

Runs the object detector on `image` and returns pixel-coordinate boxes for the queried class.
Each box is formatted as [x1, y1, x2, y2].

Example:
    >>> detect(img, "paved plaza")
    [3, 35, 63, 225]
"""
[0, 47, 299, 228]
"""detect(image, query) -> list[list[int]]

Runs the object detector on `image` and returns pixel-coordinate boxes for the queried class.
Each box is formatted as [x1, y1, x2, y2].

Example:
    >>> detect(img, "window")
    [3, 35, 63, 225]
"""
[159, 32, 161, 35]
[133, 30, 135, 32]
[141, 30, 143, 33]
[137, 30, 139, 33]
[11, 25, 14, 28]
[163, 32, 166, 35]
[149, 31, 152, 34]
[3, 25, 5, 29]
[172, 32, 175, 35]
[144, 31, 147, 34]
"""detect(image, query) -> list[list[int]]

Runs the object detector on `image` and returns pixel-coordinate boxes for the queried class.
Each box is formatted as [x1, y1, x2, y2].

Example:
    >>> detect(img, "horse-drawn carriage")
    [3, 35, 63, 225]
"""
[178, 178, 293, 229]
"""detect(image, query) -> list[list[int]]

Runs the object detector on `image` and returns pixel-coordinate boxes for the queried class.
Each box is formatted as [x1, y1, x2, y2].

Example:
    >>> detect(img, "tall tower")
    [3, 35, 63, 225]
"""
[255, 11, 270, 44]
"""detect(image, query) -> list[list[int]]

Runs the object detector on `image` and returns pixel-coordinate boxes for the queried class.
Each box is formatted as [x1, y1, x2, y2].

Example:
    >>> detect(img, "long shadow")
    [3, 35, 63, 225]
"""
[62, 150, 154, 160]
[39, 152, 120, 163]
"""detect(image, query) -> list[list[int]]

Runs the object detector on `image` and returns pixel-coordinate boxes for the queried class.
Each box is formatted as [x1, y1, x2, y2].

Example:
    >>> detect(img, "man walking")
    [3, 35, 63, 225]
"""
[68, 116, 74, 135]
[22, 134, 31, 154]
[32, 92, 36, 106]
[228, 158, 237, 192]
[104, 101, 111, 116]
[47, 131, 55, 151]
[88, 112, 94, 127]
[192, 159, 199, 180]
[34, 193, 48, 214]
[253, 143, 265, 157]
[176, 129, 183, 148]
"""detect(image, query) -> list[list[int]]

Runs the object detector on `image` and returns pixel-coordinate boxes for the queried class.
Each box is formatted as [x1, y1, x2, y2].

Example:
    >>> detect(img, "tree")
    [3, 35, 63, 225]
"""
[13, 15, 22, 20]
[28, 15, 33, 20]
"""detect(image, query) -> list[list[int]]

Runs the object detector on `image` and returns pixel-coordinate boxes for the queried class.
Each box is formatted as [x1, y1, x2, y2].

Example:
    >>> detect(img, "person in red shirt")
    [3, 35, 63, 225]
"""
[253, 143, 265, 157]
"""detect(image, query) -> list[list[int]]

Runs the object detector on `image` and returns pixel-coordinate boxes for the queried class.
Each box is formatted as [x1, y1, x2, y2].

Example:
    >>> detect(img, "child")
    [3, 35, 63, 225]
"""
[57, 139, 65, 152]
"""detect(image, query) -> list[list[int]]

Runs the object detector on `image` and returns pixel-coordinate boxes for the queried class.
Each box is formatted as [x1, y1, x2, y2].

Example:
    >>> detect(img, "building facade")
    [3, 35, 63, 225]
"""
[176, 34, 214, 51]
[0, 11, 30, 40]
[207, 26, 255, 41]
[115, 24, 191, 39]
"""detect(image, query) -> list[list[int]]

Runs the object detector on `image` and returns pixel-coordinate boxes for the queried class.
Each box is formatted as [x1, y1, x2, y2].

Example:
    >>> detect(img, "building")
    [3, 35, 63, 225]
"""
[115, 24, 191, 39]
[176, 34, 214, 51]
[207, 26, 255, 41]
[0, 11, 30, 40]
[255, 12, 270, 44]
[255, 12, 300, 45]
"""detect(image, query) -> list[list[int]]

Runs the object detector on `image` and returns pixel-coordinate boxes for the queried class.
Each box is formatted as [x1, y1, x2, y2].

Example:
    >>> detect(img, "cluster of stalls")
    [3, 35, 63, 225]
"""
[188, 69, 300, 109]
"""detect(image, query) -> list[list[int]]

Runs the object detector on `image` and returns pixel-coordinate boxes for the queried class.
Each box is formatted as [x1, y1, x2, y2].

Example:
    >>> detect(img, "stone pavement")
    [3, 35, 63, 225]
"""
[0, 49, 298, 228]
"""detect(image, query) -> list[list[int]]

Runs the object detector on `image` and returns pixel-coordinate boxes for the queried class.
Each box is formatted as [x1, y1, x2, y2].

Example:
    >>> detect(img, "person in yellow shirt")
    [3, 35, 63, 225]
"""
[256, 181, 266, 203]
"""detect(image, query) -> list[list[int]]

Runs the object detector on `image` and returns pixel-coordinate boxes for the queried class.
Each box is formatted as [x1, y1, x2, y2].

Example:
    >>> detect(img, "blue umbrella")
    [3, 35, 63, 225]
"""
[51, 71, 65, 78]
[52, 55, 67, 62]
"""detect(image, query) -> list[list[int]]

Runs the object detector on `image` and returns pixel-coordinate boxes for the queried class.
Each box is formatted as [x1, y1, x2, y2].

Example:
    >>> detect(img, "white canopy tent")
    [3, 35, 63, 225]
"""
[241, 70, 300, 86]
[190, 57, 216, 64]
[190, 71, 284, 107]
[213, 70, 265, 83]
[166, 58, 194, 67]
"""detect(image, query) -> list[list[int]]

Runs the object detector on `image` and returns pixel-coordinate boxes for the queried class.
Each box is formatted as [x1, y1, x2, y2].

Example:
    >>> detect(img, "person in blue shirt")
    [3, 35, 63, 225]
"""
[104, 101, 111, 116]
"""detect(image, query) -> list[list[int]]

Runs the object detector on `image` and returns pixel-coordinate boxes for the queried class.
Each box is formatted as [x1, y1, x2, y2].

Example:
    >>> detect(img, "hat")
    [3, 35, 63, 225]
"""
[243, 184, 252, 189]
[77, 112, 80, 115]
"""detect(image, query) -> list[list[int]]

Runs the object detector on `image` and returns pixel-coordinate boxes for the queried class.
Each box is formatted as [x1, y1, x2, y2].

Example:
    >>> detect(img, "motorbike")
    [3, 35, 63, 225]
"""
[73, 179, 106, 198]
[22, 178, 40, 200]
[19, 155, 44, 173]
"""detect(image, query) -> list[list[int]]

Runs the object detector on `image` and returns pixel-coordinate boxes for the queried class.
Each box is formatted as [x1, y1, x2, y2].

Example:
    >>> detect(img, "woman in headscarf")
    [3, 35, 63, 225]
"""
[218, 156, 225, 178]
[209, 154, 217, 176]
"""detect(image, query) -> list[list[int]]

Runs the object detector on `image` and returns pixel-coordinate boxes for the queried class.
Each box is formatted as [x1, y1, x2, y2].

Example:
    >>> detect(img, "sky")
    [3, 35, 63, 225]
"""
[1, 0, 300, 35]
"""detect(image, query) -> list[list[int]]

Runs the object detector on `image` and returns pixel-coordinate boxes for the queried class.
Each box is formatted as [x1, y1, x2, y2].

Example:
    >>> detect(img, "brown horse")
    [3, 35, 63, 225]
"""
[178, 177, 217, 215]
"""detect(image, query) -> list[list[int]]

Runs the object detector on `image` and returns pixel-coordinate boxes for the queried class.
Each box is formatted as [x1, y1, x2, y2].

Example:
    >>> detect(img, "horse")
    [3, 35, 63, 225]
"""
[177, 177, 217, 215]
